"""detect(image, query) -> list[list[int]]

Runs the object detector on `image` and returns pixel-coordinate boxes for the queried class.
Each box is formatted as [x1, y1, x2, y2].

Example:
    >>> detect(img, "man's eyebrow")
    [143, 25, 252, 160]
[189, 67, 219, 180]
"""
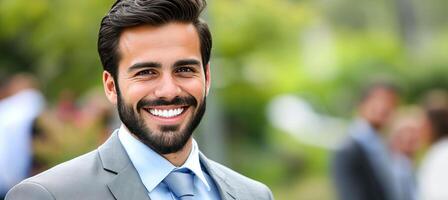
[127, 62, 161, 72]
[173, 59, 201, 67]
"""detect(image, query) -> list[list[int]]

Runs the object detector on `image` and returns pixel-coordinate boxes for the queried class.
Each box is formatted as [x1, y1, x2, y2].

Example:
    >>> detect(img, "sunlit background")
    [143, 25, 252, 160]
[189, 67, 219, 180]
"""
[1, 0, 448, 199]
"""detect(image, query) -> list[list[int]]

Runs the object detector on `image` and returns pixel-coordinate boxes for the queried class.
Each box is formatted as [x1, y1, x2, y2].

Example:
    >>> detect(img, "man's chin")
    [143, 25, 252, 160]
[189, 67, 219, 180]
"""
[134, 125, 192, 154]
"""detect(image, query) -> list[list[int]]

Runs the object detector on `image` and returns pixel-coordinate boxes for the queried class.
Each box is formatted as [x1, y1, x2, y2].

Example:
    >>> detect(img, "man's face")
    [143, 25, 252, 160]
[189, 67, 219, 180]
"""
[361, 88, 398, 130]
[103, 22, 210, 154]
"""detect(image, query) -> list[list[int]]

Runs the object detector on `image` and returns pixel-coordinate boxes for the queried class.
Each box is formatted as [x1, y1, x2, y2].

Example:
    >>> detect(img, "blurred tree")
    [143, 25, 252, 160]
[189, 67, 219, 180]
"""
[0, 0, 110, 99]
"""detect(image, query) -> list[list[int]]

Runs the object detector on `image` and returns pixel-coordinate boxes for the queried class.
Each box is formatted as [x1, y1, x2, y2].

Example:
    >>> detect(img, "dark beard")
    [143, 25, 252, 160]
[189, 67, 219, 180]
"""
[116, 87, 206, 154]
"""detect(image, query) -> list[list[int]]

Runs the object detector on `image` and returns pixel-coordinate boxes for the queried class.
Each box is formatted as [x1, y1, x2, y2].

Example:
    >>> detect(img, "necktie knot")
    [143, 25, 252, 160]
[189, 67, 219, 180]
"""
[163, 170, 194, 199]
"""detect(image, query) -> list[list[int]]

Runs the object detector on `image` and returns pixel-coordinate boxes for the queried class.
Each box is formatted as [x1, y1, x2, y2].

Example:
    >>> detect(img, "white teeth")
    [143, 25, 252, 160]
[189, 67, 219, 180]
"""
[149, 108, 184, 118]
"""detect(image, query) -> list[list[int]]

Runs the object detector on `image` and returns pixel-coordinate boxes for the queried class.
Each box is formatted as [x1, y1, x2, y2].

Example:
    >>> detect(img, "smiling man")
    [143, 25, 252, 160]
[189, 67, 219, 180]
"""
[5, 0, 274, 200]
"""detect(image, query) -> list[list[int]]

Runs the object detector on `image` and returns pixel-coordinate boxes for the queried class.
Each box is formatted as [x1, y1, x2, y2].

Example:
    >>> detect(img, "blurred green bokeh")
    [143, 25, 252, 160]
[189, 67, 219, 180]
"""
[1, 0, 447, 199]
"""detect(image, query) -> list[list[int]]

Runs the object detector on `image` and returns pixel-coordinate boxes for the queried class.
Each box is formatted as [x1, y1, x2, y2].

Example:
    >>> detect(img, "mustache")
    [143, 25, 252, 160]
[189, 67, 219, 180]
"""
[137, 96, 197, 111]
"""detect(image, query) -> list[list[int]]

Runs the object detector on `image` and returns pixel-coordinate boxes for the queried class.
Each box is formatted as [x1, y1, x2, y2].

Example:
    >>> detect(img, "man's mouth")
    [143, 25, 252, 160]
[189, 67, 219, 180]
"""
[144, 107, 187, 118]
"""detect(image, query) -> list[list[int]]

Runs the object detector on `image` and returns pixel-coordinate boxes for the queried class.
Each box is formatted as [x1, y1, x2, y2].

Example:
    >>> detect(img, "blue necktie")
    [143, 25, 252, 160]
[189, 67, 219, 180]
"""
[163, 170, 195, 200]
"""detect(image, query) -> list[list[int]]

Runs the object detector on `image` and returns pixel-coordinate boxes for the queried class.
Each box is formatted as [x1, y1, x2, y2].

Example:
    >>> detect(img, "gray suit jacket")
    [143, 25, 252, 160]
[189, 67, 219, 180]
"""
[6, 132, 274, 200]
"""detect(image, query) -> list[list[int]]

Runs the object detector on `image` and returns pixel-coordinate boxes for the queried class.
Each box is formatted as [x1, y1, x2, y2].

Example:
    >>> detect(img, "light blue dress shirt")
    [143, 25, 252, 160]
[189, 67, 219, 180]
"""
[118, 125, 221, 200]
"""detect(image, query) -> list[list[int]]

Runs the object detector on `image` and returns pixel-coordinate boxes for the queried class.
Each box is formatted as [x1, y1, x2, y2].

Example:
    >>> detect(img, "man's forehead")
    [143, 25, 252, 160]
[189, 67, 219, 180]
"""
[119, 23, 198, 46]
[118, 23, 199, 54]
[116, 22, 202, 69]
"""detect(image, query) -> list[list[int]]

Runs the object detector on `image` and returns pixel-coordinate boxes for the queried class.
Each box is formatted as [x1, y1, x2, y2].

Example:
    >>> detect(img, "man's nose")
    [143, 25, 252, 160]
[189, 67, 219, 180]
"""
[153, 74, 181, 100]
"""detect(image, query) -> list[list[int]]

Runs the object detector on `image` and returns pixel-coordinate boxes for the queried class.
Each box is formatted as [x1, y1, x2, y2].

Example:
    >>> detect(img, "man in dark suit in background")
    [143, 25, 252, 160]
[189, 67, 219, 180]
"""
[6, 0, 274, 199]
[332, 83, 401, 200]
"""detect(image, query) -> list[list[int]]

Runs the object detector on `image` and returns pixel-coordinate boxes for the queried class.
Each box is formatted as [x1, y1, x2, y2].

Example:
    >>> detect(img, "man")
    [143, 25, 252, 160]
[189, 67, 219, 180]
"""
[331, 83, 401, 200]
[6, 0, 274, 199]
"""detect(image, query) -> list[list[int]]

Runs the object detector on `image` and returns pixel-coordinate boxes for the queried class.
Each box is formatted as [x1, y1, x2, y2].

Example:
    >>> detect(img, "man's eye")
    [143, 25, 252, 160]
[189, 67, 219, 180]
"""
[136, 70, 154, 76]
[176, 67, 194, 73]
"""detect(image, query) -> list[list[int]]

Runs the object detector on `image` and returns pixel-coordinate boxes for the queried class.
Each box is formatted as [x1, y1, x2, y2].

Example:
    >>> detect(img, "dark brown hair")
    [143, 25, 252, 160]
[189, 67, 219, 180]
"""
[359, 82, 399, 104]
[98, 0, 212, 79]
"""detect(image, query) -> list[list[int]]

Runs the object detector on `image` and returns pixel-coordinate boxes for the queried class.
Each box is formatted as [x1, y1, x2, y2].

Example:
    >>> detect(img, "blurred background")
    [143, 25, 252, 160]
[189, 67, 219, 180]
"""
[1, 0, 448, 199]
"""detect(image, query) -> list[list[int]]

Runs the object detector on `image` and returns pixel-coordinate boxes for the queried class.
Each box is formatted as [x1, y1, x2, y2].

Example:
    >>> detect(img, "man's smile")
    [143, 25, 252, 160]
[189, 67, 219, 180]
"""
[148, 107, 185, 118]
[142, 105, 191, 124]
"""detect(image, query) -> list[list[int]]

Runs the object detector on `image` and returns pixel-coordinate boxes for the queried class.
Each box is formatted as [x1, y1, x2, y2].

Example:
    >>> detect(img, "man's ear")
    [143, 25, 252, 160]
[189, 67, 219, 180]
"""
[103, 71, 118, 105]
[205, 63, 211, 96]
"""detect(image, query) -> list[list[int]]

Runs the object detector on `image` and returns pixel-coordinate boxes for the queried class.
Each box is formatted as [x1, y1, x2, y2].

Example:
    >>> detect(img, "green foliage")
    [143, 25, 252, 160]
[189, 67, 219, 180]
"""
[0, 0, 110, 99]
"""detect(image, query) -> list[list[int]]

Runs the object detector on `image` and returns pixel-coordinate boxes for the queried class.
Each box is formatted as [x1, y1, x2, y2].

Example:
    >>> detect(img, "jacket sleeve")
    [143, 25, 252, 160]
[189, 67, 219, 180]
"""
[6, 181, 55, 200]
[331, 146, 364, 200]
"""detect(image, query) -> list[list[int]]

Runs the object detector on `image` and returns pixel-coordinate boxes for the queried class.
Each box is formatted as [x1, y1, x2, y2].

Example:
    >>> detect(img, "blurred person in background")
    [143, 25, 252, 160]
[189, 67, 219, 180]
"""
[388, 107, 427, 200]
[6, 0, 273, 199]
[54, 89, 80, 124]
[418, 90, 448, 200]
[0, 73, 45, 200]
[332, 83, 401, 200]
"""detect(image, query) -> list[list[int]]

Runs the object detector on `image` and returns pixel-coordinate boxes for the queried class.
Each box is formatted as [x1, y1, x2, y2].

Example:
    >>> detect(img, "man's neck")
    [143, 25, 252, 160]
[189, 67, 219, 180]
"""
[122, 125, 194, 167]
[162, 138, 193, 167]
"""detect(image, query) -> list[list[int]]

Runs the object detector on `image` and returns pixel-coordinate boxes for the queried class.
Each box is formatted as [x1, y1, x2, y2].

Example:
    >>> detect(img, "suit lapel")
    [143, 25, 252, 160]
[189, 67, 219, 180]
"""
[98, 131, 151, 200]
[98, 132, 239, 200]
[199, 153, 237, 200]
[107, 164, 151, 200]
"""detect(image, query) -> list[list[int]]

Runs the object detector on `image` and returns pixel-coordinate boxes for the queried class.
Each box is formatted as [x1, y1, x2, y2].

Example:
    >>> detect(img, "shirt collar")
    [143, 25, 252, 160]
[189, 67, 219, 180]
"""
[118, 124, 211, 193]
[183, 137, 211, 190]
[351, 118, 381, 142]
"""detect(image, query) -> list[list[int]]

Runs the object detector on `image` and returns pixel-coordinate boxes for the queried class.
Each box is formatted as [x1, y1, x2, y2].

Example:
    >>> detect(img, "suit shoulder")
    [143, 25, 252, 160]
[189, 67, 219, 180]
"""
[12, 149, 109, 197]
[208, 159, 265, 187]
[333, 138, 363, 158]
[30, 149, 101, 182]
[6, 181, 55, 200]
[331, 138, 370, 174]
[207, 159, 274, 199]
